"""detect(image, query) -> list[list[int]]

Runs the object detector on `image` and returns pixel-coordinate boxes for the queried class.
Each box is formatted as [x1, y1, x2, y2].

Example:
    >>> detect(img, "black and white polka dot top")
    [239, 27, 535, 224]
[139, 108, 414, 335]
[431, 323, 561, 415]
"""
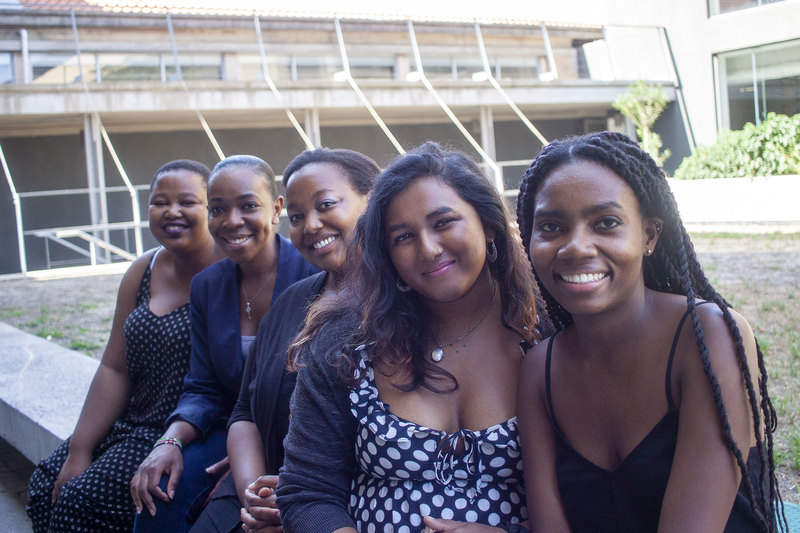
[348, 349, 527, 532]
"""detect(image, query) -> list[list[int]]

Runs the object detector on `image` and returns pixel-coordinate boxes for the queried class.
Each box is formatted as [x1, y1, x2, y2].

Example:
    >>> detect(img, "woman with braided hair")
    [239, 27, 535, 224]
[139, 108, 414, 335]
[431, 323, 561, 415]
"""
[515, 131, 784, 532]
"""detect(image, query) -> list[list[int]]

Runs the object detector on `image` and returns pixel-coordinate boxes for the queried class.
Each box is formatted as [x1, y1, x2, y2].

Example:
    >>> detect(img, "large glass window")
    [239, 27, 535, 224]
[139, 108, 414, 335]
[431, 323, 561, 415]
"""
[96, 53, 162, 82]
[237, 53, 292, 82]
[31, 53, 92, 84]
[165, 53, 223, 81]
[718, 40, 800, 129]
[349, 57, 395, 79]
[0, 53, 13, 84]
[709, 0, 785, 16]
[294, 56, 340, 80]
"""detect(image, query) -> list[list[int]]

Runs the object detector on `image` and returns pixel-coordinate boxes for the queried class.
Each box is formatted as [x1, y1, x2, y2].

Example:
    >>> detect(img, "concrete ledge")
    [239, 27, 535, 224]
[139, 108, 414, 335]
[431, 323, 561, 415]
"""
[0, 322, 97, 465]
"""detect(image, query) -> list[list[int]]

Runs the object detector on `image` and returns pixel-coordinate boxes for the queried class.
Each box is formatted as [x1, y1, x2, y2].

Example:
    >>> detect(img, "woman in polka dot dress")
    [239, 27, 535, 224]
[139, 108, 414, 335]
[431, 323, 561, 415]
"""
[277, 142, 551, 533]
[26, 160, 222, 532]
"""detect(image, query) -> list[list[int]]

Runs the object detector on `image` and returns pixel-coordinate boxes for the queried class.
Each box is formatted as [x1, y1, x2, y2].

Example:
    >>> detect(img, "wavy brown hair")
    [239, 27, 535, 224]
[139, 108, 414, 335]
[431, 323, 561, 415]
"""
[289, 141, 550, 392]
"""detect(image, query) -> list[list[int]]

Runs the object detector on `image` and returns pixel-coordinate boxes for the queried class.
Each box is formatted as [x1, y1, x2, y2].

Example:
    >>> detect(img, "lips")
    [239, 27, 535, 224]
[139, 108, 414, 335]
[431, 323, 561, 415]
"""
[311, 235, 337, 250]
[559, 272, 607, 284]
[223, 235, 251, 246]
[423, 260, 455, 277]
[162, 223, 188, 236]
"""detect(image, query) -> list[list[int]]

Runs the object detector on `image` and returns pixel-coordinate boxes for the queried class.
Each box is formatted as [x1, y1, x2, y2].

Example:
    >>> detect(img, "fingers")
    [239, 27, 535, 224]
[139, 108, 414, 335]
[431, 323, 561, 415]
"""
[205, 455, 230, 475]
[240, 506, 283, 532]
[248, 475, 278, 491]
[165, 464, 183, 502]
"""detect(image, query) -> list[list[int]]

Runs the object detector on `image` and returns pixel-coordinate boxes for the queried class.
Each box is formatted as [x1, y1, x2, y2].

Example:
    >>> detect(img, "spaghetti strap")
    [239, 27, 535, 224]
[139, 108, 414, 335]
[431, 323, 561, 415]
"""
[544, 334, 561, 433]
[665, 301, 713, 410]
[148, 247, 162, 270]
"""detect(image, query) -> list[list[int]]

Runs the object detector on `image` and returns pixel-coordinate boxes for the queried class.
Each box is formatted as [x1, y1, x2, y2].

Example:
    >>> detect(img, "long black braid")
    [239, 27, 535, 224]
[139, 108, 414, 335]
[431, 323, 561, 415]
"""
[516, 131, 785, 532]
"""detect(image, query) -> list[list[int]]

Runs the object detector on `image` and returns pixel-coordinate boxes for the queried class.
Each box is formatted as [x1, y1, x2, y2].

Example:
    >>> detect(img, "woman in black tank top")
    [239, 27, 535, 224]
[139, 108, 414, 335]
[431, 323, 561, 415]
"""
[515, 132, 785, 533]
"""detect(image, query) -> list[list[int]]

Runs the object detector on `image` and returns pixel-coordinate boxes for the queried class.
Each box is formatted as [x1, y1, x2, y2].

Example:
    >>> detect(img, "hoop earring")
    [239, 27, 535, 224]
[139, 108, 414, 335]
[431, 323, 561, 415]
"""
[396, 279, 412, 293]
[487, 240, 498, 263]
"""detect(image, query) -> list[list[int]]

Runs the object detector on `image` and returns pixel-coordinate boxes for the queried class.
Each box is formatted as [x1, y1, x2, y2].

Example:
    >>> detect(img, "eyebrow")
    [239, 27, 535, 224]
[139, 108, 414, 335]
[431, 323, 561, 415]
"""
[208, 193, 260, 203]
[286, 189, 334, 209]
[534, 201, 623, 219]
[386, 206, 454, 233]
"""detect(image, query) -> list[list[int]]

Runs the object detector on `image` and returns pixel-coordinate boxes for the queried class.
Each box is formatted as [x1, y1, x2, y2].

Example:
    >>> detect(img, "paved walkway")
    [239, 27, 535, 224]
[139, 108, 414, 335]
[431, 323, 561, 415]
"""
[0, 438, 33, 532]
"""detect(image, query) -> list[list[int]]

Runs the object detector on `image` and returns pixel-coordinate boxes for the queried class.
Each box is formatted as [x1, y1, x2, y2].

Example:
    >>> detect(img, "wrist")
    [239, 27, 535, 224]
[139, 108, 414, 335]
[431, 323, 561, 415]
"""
[153, 436, 183, 451]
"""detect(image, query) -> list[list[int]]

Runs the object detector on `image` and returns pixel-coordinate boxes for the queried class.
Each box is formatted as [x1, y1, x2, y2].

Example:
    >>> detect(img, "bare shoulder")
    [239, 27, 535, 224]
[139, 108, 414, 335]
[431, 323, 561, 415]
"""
[520, 335, 553, 390]
[675, 300, 759, 394]
[117, 248, 158, 303]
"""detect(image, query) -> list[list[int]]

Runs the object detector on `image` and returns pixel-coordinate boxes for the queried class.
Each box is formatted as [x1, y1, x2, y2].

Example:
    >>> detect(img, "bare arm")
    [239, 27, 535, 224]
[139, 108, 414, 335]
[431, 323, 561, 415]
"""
[517, 342, 571, 533]
[658, 307, 758, 533]
[52, 252, 152, 502]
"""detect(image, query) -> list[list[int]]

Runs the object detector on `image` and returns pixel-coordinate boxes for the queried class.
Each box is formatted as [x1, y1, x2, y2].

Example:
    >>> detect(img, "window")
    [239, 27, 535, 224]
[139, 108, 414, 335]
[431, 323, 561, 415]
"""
[717, 39, 800, 129]
[709, 0, 785, 16]
[0, 53, 12, 84]
[96, 53, 162, 82]
[31, 53, 90, 84]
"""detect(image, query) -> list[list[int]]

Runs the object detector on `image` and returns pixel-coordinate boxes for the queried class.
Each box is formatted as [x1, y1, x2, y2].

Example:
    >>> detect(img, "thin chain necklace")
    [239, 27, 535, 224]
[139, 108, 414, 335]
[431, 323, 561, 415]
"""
[430, 284, 497, 363]
[241, 266, 277, 320]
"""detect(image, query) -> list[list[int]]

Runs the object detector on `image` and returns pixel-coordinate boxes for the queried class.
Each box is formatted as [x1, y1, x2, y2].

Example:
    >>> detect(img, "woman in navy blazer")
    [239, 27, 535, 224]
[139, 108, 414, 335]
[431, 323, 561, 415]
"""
[130, 155, 317, 533]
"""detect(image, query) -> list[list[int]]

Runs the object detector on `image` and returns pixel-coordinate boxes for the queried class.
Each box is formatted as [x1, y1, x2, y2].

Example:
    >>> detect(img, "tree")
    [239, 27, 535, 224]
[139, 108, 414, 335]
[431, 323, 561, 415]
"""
[612, 80, 671, 167]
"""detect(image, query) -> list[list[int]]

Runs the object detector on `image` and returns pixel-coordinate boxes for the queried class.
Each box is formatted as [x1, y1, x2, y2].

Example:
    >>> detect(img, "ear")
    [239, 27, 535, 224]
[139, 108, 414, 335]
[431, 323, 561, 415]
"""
[643, 217, 662, 256]
[272, 195, 285, 225]
[483, 225, 496, 245]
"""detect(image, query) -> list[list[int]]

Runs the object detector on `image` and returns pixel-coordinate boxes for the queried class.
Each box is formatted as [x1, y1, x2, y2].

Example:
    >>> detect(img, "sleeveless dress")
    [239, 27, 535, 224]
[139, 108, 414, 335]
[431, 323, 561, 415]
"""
[546, 304, 765, 532]
[348, 348, 527, 532]
[27, 250, 193, 532]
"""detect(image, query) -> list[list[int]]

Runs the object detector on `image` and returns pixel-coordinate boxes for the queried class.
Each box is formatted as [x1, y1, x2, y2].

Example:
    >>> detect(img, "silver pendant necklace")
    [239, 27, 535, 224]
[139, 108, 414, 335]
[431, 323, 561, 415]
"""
[241, 267, 277, 321]
[430, 285, 496, 362]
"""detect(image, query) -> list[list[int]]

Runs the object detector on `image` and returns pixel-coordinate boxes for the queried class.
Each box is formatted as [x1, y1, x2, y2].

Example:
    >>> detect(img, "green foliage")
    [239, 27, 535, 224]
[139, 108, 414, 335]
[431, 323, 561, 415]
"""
[612, 80, 671, 167]
[675, 112, 800, 179]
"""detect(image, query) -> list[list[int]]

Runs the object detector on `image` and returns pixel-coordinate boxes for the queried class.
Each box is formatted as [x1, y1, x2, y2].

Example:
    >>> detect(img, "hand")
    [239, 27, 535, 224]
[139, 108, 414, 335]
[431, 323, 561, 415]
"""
[52, 451, 92, 503]
[423, 516, 504, 532]
[203, 456, 231, 505]
[240, 475, 281, 532]
[130, 443, 184, 516]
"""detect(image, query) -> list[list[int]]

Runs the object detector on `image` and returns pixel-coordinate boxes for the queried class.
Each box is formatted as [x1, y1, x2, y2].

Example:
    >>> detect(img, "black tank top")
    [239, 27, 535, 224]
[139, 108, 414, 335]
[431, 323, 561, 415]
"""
[544, 304, 765, 532]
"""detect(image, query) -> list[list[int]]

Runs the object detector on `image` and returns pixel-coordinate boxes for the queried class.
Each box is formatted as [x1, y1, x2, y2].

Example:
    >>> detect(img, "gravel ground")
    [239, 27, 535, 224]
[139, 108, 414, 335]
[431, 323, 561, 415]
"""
[1, 232, 799, 502]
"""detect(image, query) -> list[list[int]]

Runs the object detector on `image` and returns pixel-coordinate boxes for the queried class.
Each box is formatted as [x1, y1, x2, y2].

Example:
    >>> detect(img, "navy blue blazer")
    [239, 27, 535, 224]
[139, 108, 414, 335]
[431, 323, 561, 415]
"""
[166, 233, 319, 438]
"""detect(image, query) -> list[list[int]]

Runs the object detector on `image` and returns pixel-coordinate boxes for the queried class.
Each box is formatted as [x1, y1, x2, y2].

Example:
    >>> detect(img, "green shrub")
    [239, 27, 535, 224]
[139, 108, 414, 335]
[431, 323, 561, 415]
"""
[674, 113, 800, 179]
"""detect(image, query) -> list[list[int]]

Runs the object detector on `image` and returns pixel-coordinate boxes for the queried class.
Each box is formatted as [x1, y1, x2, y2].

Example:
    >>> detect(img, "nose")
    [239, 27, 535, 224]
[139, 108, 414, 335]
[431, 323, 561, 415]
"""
[304, 211, 323, 235]
[223, 207, 244, 228]
[418, 231, 442, 261]
[558, 225, 597, 260]
[165, 202, 181, 218]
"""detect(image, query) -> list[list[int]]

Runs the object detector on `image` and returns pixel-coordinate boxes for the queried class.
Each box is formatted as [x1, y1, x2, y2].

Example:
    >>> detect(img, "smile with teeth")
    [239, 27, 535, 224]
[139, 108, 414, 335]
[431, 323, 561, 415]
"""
[312, 236, 337, 250]
[164, 224, 186, 231]
[225, 235, 251, 245]
[561, 272, 606, 284]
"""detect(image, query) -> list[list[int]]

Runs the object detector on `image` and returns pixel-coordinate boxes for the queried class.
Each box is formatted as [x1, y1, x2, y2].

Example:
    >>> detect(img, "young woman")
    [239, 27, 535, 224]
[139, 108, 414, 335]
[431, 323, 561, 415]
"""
[130, 155, 318, 533]
[26, 159, 222, 532]
[276, 142, 548, 532]
[515, 131, 784, 533]
[210, 148, 379, 532]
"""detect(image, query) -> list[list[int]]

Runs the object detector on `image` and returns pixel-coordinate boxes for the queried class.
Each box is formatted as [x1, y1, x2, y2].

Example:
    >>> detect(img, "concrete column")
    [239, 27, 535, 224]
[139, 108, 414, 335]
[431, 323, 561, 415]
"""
[479, 106, 496, 161]
[304, 108, 321, 147]
[83, 114, 110, 263]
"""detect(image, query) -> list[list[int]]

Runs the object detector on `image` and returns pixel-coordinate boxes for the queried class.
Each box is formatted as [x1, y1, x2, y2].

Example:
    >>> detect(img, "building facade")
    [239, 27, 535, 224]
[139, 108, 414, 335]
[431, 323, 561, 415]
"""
[0, 0, 797, 273]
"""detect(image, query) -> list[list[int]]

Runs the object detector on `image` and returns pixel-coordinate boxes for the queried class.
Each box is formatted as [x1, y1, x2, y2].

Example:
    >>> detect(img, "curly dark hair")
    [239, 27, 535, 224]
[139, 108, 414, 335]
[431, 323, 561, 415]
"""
[290, 141, 549, 392]
[516, 131, 784, 532]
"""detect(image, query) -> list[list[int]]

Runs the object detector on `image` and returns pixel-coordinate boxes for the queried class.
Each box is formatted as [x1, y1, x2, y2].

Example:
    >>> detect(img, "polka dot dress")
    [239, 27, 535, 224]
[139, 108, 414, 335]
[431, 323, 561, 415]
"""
[348, 349, 527, 532]
[27, 251, 192, 532]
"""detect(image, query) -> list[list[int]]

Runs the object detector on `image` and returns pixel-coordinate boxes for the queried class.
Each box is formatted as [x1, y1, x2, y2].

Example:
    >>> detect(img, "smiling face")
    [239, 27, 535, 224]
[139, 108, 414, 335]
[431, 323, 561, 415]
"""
[529, 159, 660, 319]
[148, 169, 209, 252]
[207, 167, 283, 266]
[385, 175, 493, 305]
[285, 162, 368, 274]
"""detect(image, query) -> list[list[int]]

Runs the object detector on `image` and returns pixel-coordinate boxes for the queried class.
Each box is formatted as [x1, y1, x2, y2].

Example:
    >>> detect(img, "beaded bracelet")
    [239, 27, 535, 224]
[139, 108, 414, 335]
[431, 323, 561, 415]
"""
[153, 437, 183, 451]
